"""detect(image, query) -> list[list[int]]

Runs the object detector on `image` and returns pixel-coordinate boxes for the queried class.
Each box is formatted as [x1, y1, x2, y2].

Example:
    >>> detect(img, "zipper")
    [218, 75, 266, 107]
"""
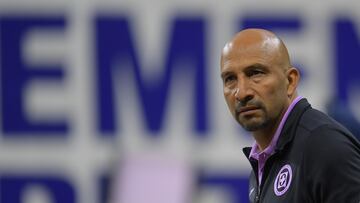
[249, 158, 261, 203]
[254, 152, 278, 203]
[255, 189, 260, 203]
[255, 182, 261, 203]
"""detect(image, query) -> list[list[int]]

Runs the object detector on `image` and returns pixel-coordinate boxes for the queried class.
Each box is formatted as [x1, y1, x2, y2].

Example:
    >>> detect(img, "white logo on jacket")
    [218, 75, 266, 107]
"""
[274, 164, 293, 196]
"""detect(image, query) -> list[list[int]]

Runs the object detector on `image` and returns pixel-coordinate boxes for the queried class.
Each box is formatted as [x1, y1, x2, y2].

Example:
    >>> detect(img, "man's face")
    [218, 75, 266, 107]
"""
[221, 42, 290, 131]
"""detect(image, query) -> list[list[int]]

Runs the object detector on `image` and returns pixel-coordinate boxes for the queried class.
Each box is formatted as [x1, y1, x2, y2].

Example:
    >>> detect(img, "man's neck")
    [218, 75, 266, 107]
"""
[252, 122, 279, 151]
[251, 94, 299, 151]
[253, 104, 292, 151]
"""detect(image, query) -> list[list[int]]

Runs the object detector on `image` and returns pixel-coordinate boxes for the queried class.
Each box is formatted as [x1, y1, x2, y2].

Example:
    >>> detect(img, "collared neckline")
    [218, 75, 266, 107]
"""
[249, 96, 304, 160]
[274, 98, 311, 152]
[243, 98, 311, 158]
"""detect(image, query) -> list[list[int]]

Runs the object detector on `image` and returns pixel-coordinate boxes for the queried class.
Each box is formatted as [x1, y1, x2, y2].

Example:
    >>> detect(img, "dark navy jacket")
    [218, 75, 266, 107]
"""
[243, 99, 360, 203]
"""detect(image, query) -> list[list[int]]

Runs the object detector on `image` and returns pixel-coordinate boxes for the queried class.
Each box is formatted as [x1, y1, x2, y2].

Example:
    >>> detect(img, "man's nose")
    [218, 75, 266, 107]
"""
[234, 79, 253, 103]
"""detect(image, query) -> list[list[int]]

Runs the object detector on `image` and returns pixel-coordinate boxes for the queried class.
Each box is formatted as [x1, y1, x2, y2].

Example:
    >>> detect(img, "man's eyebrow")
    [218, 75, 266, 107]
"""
[245, 63, 268, 70]
[220, 71, 232, 79]
[220, 63, 269, 78]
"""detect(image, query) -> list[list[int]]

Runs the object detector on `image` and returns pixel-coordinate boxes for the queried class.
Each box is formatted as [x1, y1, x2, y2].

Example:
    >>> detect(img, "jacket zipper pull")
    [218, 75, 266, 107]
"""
[255, 186, 261, 203]
[255, 194, 260, 203]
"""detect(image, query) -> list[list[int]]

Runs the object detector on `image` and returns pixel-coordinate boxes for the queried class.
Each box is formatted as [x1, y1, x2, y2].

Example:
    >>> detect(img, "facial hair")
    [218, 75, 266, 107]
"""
[235, 99, 270, 131]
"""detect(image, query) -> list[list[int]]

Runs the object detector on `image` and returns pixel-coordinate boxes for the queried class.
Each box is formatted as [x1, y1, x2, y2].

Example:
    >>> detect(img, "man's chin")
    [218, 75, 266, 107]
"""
[239, 119, 267, 131]
[241, 124, 263, 131]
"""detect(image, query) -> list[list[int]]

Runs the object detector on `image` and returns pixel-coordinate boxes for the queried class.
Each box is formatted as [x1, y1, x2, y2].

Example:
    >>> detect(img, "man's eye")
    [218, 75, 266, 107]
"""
[224, 75, 236, 83]
[249, 70, 264, 76]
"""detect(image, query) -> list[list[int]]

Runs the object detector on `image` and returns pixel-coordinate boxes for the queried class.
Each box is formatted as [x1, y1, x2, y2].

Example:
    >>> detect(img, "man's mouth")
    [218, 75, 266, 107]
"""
[237, 106, 260, 115]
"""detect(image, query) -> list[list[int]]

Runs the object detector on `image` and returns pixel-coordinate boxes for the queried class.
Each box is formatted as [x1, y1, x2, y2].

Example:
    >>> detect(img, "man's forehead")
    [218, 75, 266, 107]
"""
[221, 56, 268, 73]
[220, 48, 284, 77]
[222, 42, 274, 65]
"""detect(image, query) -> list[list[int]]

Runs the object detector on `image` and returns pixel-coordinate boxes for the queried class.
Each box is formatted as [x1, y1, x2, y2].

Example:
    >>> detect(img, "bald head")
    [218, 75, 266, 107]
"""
[221, 29, 291, 70]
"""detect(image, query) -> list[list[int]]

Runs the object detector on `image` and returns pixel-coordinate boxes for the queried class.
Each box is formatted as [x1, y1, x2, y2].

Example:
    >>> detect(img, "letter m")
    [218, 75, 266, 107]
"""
[95, 16, 208, 136]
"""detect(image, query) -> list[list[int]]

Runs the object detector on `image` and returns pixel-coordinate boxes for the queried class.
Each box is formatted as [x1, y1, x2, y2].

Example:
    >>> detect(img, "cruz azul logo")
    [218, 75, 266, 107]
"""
[274, 164, 293, 196]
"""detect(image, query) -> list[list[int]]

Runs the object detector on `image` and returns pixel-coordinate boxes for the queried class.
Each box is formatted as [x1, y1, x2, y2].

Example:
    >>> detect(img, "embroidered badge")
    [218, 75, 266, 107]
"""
[274, 164, 292, 196]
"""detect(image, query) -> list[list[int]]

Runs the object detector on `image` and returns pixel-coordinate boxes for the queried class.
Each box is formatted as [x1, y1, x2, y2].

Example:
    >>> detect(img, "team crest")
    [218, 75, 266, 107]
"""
[274, 164, 292, 196]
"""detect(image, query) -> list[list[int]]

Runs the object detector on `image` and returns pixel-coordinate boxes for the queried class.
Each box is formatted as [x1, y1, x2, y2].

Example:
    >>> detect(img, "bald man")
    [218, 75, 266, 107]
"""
[220, 29, 360, 203]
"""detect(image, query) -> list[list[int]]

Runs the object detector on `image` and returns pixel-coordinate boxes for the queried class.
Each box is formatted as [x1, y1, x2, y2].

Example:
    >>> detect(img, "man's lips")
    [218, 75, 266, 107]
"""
[237, 106, 260, 114]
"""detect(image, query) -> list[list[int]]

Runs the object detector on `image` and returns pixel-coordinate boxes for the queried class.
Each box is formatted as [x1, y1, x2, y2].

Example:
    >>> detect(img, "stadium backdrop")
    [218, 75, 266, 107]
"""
[0, 0, 360, 202]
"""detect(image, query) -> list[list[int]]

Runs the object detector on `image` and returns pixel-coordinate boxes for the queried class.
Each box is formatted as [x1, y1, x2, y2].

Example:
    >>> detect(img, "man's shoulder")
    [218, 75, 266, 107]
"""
[297, 109, 360, 164]
[295, 109, 360, 202]
[295, 107, 360, 157]
[304, 124, 360, 153]
[299, 108, 345, 132]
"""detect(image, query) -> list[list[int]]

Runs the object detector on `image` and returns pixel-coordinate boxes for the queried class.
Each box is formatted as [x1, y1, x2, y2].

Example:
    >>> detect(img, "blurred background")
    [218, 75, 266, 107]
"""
[0, 0, 360, 202]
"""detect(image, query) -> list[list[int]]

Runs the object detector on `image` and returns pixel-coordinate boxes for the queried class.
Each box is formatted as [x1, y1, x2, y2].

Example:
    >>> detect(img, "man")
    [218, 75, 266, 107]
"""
[220, 28, 360, 203]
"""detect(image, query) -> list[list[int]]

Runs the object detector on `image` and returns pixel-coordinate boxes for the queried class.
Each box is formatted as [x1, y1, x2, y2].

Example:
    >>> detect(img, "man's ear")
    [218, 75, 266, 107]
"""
[286, 67, 300, 97]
